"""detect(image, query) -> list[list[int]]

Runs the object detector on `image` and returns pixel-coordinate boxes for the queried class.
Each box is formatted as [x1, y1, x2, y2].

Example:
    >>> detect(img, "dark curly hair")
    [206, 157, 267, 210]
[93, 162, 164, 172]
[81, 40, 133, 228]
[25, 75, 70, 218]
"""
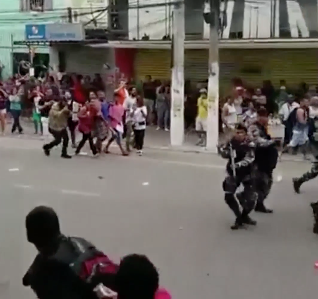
[115, 254, 159, 299]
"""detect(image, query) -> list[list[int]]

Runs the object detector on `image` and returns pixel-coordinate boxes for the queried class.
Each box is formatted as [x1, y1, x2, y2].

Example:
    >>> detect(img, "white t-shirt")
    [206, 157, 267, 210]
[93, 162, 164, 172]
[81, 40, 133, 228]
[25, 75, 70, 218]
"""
[309, 106, 318, 119]
[68, 100, 80, 121]
[279, 102, 299, 121]
[233, 97, 243, 115]
[123, 96, 136, 123]
[223, 102, 237, 128]
[133, 106, 147, 130]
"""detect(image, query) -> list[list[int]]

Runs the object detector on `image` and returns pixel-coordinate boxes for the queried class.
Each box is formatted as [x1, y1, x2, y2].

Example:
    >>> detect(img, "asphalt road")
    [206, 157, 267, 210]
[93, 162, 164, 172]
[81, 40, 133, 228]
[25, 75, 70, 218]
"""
[0, 136, 317, 299]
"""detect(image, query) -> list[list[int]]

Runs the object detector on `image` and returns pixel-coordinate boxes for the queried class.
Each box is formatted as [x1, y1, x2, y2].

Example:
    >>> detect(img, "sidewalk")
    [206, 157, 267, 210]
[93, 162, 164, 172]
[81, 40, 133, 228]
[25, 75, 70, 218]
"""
[12, 121, 214, 153]
[4, 120, 311, 163]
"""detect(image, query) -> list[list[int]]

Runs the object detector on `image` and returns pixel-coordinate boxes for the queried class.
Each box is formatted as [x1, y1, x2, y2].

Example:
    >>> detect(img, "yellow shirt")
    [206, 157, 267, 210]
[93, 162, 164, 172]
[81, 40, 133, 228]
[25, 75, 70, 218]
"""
[197, 96, 208, 119]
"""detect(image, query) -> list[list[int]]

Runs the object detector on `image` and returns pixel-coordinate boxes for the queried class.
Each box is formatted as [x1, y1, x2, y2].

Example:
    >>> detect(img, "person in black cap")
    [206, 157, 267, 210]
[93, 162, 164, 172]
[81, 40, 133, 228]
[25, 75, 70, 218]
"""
[219, 124, 257, 230]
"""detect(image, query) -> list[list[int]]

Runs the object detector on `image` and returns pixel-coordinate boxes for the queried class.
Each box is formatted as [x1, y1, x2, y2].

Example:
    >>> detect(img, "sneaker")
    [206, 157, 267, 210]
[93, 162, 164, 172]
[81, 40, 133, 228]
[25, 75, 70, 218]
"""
[164, 128, 169, 132]
[139, 150, 143, 156]
[156, 127, 160, 130]
[61, 153, 72, 159]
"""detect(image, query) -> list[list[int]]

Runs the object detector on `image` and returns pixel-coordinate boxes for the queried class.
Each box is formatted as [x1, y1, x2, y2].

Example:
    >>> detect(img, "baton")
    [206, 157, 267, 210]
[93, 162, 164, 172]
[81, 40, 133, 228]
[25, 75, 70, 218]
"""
[229, 143, 236, 178]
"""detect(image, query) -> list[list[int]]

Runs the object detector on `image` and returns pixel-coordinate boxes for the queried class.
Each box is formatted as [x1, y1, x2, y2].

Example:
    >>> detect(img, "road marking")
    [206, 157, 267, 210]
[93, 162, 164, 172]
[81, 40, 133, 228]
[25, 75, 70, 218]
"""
[8, 168, 19, 172]
[14, 184, 33, 189]
[61, 190, 101, 197]
[78, 152, 88, 156]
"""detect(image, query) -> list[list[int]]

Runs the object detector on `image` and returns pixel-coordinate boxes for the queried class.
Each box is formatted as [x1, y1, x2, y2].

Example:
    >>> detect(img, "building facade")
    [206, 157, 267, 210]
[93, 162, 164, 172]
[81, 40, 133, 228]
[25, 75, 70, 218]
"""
[0, 0, 110, 78]
[112, 0, 318, 40]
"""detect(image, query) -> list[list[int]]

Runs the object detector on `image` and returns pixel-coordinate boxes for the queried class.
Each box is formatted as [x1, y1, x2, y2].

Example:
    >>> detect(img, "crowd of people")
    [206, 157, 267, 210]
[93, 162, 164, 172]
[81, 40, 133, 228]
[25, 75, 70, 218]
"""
[0, 73, 150, 158]
[2, 71, 318, 155]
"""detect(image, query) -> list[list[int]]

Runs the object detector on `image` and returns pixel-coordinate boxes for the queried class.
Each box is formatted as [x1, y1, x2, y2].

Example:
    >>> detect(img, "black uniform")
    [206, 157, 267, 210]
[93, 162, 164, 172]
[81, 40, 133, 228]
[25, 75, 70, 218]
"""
[247, 122, 278, 213]
[220, 137, 257, 229]
[293, 116, 318, 234]
[293, 116, 318, 193]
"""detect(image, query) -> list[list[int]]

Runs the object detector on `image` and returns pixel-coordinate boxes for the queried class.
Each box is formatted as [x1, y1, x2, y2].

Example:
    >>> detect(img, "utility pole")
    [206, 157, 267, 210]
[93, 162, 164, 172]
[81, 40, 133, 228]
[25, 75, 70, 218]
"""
[170, 1, 185, 147]
[206, 0, 219, 152]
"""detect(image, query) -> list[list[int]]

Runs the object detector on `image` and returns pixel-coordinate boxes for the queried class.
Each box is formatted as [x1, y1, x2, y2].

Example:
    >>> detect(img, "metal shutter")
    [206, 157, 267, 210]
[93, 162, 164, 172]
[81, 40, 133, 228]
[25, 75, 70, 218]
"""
[184, 49, 208, 81]
[267, 49, 318, 86]
[134, 49, 170, 80]
[220, 49, 318, 92]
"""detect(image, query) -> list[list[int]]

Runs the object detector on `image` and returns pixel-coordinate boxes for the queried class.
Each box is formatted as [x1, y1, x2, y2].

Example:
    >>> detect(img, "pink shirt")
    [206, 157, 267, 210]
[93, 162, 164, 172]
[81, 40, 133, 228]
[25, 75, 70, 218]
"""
[155, 288, 171, 299]
[109, 104, 124, 129]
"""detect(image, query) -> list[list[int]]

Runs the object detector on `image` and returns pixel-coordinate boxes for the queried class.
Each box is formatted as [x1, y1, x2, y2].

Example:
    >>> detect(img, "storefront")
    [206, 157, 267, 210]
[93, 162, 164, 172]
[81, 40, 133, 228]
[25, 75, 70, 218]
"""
[21, 23, 115, 78]
[133, 47, 318, 96]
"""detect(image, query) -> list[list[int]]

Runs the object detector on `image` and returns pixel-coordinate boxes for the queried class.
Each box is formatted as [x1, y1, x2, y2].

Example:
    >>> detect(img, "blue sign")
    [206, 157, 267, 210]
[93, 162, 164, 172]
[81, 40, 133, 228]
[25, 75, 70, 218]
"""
[25, 24, 84, 41]
[25, 24, 46, 40]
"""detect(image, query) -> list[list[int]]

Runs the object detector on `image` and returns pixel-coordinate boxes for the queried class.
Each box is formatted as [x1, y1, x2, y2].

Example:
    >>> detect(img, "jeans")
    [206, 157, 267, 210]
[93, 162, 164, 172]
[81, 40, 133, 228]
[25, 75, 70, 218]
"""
[134, 129, 145, 150]
[157, 107, 169, 129]
[44, 128, 69, 155]
[11, 110, 23, 133]
[125, 121, 134, 150]
[76, 132, 97, 155]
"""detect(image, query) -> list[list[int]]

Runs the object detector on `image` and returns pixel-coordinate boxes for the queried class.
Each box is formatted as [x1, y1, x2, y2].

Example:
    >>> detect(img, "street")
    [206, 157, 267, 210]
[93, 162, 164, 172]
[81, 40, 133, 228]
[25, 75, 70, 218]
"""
[0, 136, 317, 299]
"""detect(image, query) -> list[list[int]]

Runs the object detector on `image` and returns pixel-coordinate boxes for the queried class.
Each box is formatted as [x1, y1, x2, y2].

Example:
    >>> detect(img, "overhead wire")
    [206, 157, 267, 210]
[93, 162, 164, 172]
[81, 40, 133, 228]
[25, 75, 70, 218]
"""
[0, 1, 182, 22]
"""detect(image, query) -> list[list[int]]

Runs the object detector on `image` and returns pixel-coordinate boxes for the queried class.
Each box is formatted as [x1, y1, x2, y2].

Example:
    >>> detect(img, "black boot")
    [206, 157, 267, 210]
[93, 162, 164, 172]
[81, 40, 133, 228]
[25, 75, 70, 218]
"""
[61, 153, 72, 159]
[43, 145, 50, 156]
[242, 214, 257, 225]
[61, 149, 72, 159]
[313, 224, 318, 234]
[293, 178, 303, 194]
[231, 217, 244, 230]
[255, 203, 273, 213]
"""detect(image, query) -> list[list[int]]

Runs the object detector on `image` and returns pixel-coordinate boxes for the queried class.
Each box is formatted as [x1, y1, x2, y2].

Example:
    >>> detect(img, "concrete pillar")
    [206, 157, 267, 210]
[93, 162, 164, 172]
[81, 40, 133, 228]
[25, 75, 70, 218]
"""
[170, 2, 185, 147]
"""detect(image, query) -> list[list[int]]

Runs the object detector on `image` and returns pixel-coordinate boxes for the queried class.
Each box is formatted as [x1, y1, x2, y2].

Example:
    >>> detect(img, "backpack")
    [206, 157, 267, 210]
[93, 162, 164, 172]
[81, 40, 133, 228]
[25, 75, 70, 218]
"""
[53, 237, 118, 284]
[286, 107, 298, 127]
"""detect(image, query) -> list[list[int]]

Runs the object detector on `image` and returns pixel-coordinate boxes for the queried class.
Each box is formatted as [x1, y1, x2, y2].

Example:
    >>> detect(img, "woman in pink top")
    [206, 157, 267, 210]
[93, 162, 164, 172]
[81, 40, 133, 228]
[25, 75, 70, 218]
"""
[94, 254, 171, 299]
[103, 96, 128, 156]
[89, 91, 108, 153]
[75, 104, 97, 156]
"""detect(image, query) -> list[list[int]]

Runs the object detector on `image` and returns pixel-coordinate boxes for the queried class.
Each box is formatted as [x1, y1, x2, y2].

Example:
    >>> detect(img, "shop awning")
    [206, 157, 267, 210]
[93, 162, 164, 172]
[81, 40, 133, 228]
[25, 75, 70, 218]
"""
[13, 40, 108, 47]
[88, 38, 318, 49]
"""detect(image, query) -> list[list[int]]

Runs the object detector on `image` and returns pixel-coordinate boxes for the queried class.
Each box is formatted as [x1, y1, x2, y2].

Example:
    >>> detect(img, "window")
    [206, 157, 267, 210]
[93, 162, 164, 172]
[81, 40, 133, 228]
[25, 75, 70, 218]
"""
[20, 0, 53, 12]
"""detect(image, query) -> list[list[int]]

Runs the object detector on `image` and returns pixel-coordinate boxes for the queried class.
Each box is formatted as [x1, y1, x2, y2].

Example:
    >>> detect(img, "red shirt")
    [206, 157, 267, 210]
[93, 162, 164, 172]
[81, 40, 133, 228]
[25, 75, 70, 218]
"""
[74, 81, 86, 104]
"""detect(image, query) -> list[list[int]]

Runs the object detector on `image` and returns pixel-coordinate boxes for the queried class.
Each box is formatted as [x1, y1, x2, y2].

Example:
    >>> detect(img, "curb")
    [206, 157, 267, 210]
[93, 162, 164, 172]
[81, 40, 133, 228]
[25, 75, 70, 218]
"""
[0, 133, 312, 164]
[144, 144, 311, 163]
